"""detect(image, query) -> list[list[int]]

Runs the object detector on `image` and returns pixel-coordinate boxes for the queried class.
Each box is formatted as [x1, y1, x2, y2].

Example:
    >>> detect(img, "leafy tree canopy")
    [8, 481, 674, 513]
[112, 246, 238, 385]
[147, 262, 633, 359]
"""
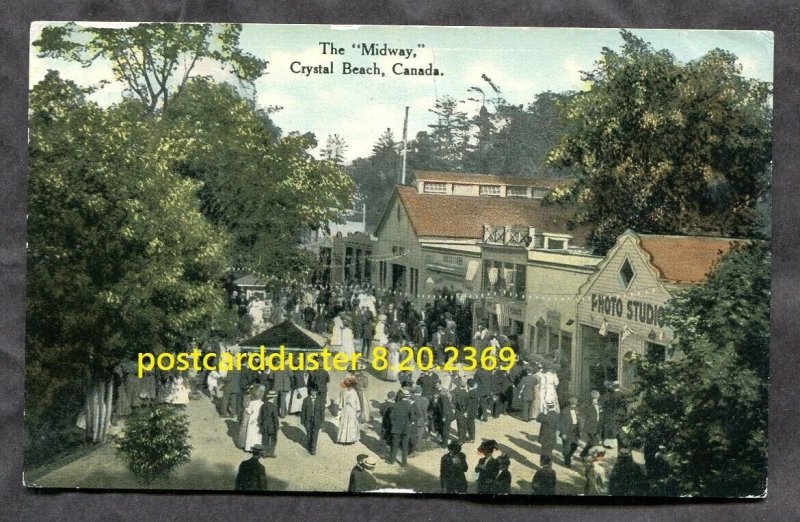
[547, 30, 772, 253]
[34, 22, 267, 112]
[627, 240, 770, 497]
[27, 71, 233, 420]
[161, 78, 355, 281]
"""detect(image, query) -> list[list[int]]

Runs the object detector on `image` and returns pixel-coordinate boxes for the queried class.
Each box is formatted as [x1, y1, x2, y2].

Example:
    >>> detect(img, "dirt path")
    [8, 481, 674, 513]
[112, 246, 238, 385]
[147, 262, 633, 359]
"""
[29, 370, 615, 494]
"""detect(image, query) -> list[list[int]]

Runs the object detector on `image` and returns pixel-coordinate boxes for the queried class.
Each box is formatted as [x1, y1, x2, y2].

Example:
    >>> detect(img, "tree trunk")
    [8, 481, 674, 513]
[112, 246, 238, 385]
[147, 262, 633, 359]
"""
[84, 378, 114, 443]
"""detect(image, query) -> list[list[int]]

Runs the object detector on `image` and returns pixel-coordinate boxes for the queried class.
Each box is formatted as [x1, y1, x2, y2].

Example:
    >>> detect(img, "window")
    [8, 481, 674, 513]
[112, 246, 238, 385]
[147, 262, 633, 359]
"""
[514, 263, 526, 299]
[532, 188, 550, 198]
[479, 185, 501, 196]
[396, 205, 401, 222]
[546, 238, 565, 250]
[379, 261, 387, 287]
[506, 186, 528, 197]
[423, 182, 447, 194]
[619, 258, 635, 288]
[409, 268, 419, 297]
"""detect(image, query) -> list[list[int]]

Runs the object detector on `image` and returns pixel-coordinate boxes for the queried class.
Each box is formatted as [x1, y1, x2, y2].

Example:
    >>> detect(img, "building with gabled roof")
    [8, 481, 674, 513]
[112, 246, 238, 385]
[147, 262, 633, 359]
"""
[572, 229, 745, 399]
[371, 173, 586, 324]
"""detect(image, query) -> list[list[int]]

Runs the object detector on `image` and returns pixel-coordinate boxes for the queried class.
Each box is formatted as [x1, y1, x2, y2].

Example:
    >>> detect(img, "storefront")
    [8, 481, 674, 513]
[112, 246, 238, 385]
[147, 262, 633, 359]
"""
[574, 230, 737, 400]
[421, 244, 481, 298]
[525, 247, 602, 399]
[474, 225, 527, 342]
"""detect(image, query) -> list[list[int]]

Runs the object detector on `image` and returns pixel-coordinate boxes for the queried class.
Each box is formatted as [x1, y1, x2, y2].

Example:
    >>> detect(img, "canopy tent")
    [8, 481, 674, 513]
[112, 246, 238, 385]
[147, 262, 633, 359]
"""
[239, 320, 328, 352]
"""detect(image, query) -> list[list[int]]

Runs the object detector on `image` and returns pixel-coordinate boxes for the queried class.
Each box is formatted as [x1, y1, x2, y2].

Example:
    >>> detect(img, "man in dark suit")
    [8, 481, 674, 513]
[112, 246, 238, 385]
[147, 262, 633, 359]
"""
[388, 391, 414, 466]
[416, 369, 441, 398]
[235, 444, 268, 491]
[465, 379, 481, 442]
[580, 390, 602, 458]
[537, 404, 560, 465]
[271, 368, 292, 418]
[224, 368, 243, 420]
[473, 367, 493, 421]
[490, 368, 512, 417]
[560, 396, 581, 467]
[517, 368, 536, 421]
[348, 454, 379, 492]
[379, 391, 396, 455]
[532, 455, 556, 495]
[307, 367, 330, 403]
[435, 388, 455, 446]
[439, 441, 468, 493]
[360, 308, 374, 357]
[452, 380, 469, 443]
[300, 388, 326, 455]
[409, 387, 430, 454]
[259, 391, 280, 458]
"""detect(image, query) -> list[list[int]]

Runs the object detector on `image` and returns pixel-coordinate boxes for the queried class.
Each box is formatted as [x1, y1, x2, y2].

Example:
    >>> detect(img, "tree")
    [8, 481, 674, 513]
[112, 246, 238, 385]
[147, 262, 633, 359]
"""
[427, 95, 470, 170]
[34, 22, 267, 112]
[26, 71, 232, 445]
[486, 92, 578, 177]
[349, 128, 402, 225]
[162, 78, 354, 281]
[627, 240, 769, 497]
[116, 404, 192, 484]
[321, 133, 348, 165]
[547, 30, 772, 253]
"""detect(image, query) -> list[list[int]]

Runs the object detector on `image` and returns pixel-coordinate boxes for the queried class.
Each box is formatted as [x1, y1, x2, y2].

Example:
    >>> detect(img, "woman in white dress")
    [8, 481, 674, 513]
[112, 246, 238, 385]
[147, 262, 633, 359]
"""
[340, 322, 355, 357]
[330, 313, 345, 351]
[383, 333, 400, 382]
[540, 367, 560, 413]
[371, 314, 388, 361]
[336, 377, 361, 444]
[239, 385, 264, 451]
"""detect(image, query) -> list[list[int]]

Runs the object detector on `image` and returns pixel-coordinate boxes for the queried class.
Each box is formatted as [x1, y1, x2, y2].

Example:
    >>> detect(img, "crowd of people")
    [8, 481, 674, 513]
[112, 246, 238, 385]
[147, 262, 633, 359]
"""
[218, 281, 663, 495]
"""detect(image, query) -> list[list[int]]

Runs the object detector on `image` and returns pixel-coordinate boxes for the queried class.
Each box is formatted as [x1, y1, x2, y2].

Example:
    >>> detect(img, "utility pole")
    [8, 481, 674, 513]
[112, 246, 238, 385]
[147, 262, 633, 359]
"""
[401, 106, 409, 185]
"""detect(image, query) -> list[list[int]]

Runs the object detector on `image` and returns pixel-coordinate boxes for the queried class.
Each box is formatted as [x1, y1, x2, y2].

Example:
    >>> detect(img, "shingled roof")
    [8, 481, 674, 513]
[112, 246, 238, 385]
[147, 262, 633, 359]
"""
[637, 234, 741, 284]
[389, 185, 588, 244]
[239, 320, 327, 351]
[415, 170, 568, 189]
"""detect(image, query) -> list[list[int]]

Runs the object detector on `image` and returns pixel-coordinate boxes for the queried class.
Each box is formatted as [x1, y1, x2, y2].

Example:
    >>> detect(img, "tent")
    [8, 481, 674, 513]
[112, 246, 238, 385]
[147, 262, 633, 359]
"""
[239, 320, 328, 353]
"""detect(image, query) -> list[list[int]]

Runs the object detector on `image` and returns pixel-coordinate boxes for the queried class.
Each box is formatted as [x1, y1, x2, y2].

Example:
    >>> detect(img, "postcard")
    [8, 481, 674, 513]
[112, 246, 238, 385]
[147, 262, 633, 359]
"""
[24, 22, 772, 497]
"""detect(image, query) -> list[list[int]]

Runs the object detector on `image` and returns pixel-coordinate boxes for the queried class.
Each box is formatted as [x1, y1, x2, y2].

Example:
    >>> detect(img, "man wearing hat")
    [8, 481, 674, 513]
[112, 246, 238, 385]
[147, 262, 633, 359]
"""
[300, 388, 326, 455]
[258, 390, 280, 458]
[560, 396, 581, 468]
[409, 385, 430, 454]
[532, 455, 557, 495]
[439, 441, 468, 493]
[348, 454, 379, 492]
[234, 444, 268, 491]
[580, 391, 602, 458]
[388, 391, 414, 466]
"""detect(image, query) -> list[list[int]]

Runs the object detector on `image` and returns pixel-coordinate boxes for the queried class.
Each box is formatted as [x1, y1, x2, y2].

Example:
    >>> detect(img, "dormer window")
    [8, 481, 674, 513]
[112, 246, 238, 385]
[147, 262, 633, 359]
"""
[619, 258, 635, 288]
[479, 185, 501, 196]
[423, 182, 447, 194]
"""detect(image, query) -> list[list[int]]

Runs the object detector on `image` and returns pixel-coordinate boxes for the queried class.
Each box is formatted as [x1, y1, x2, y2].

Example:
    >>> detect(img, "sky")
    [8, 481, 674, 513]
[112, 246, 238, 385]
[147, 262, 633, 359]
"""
[29, 23, 773, 162]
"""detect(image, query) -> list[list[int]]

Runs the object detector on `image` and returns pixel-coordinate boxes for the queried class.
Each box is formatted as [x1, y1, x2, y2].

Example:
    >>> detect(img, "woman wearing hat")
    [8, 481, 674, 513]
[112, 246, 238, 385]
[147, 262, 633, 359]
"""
[474, 439, 501, 494]
[239, 385, 265, 452]
[440, 441, 468, 493]
[336, 376, 362, 444]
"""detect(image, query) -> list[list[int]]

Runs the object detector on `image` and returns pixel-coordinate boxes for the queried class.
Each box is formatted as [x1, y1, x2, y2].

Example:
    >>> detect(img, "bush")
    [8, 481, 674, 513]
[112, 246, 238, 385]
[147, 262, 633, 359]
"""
[116, 404, 192, 484]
